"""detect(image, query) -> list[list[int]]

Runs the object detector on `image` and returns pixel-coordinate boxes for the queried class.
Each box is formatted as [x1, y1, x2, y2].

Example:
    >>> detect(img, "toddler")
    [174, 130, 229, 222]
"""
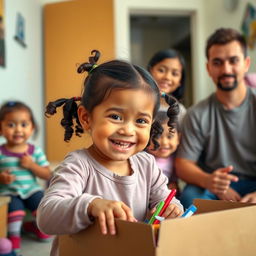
[147, 110, 181, 195]
[0, 101, 52, 253]
[37, 50, 184, 256]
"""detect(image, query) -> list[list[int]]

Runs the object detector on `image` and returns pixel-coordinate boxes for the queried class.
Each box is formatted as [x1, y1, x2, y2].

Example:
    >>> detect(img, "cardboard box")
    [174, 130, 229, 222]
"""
[59, 199, 256, 256]
[0, 196, 10, 238]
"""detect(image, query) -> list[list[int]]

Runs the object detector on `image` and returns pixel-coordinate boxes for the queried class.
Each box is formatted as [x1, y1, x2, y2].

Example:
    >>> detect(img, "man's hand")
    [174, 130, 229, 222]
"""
[240, 192, 256, 203]
[205, 166, 238, 195]
[217, 187, 241, 201]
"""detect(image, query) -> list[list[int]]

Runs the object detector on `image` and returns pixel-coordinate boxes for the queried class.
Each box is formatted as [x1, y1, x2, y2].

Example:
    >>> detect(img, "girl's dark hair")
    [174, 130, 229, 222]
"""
[147, 49, 186, 101]
[45, 50, 179, 150]
[0, 101, 38, 136]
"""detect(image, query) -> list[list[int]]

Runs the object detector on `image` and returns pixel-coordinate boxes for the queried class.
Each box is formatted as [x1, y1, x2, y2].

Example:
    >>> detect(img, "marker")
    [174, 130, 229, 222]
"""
[181, 204, 197, 218]
[153, 189, 176, 224]
[148, 201, 165, 224]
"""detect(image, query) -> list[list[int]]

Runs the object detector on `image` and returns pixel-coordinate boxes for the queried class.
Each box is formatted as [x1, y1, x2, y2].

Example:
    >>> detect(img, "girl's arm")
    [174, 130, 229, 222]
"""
[20, 153, 51, 180]
[37, 157, 101, 235]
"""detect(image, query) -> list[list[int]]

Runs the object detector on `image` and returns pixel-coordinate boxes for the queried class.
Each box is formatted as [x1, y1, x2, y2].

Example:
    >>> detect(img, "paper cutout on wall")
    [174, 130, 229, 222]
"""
[241, 3, 256, 50]
[14, 12, 27, 48]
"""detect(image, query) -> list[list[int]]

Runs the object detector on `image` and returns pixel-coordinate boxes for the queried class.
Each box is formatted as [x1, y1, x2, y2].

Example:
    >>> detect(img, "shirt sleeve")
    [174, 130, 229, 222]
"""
[37, 154, 101, 235]
[33, 146, 50, 167]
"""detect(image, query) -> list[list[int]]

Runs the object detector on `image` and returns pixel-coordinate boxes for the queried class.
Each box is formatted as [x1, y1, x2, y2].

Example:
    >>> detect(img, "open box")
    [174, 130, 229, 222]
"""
[59, 199, 256, 256]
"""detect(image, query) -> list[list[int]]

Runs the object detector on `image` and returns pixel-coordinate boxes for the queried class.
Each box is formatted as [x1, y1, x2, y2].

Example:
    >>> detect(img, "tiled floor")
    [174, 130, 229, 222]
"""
[20, 234, 52, 256]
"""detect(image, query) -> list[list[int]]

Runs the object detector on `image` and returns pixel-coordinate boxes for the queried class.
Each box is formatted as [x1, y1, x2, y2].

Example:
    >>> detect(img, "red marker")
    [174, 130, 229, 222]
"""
[153, 189, 176, 224]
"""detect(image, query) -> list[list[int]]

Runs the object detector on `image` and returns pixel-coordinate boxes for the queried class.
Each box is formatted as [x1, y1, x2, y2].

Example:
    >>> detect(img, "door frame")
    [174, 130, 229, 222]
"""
[113, 0, 206, 104]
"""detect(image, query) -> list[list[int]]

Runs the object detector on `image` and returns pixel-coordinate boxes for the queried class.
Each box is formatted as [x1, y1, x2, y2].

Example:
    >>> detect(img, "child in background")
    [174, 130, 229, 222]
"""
[147, 49, 187, 123]
[0, 101, 52, 254]
[147, 110, 181, 196]
[37, 50, 184, 256]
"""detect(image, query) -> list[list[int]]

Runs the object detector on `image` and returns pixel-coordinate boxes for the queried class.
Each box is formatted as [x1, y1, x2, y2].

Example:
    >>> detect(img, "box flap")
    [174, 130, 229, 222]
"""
[156, 204, 256, 256]
[193, 199, 255, 214]
[59, 219, 155, 256]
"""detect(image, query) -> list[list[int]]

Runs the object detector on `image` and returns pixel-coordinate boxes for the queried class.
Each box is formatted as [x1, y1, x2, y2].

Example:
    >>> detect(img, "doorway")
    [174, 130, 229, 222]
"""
[130, 15, 193, 107]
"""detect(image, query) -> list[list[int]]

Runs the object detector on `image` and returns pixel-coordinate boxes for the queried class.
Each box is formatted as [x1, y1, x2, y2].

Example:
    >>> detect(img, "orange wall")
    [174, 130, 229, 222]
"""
[44, 0, 115, 161]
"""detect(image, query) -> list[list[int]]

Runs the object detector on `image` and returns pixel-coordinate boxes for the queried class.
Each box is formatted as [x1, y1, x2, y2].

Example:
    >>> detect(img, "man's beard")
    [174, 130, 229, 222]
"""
[217, 74, 238, 91]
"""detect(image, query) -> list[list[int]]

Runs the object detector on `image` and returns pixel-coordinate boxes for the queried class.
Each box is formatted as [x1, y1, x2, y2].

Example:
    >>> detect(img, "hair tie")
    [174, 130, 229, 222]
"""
[89, 64, 98, 74]
[161, 92, 166, 98]
[7, 101, 16, 107]
[73, 97, 81, 101]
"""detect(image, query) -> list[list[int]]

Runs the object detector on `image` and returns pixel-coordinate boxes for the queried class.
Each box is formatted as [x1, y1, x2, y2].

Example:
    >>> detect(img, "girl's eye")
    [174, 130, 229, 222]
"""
[21, 122, 29, 128]
[157, 67, 165, 73]
[172, 71, 181, 77]
[136, 118, 148, 124]
[109, 114, 122, 121]
[7, 123, 15, 128]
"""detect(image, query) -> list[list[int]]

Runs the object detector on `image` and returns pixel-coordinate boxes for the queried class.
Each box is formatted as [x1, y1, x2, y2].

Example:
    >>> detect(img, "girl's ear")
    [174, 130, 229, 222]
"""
[78, 105, 91, 131]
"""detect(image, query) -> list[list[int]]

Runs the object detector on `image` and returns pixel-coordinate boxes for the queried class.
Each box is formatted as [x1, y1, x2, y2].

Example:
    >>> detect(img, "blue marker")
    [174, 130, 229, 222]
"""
[181, 204, 197, 218]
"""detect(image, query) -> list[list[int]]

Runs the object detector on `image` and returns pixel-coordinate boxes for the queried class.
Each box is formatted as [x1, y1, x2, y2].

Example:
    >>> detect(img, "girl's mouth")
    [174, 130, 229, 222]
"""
[109, 139, 135, 150]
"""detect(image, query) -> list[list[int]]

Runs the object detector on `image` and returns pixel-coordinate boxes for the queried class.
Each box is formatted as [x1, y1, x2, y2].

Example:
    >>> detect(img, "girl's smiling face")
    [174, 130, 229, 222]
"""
[78, 88, 155, 164]
[150, 58, 182, 94]
[147, 123, 179, 159]
[0, 110, 34, 147]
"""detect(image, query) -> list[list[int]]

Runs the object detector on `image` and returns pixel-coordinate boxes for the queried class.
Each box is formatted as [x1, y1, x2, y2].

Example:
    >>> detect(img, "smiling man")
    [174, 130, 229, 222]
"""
[175, 28, 256, 208]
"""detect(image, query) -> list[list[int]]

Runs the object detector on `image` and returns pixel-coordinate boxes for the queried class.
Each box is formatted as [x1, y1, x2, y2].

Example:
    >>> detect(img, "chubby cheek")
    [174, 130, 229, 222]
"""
[138, 129, 151, 150]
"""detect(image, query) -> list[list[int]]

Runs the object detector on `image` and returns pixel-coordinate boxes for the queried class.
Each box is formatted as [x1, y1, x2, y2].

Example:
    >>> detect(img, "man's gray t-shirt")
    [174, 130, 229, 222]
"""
[177, 87, 256, 178]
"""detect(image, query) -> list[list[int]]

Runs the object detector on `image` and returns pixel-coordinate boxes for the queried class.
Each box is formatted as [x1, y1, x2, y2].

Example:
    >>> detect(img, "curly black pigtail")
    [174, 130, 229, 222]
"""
[45, 97, 83, 142]
[163, 93, 180, 134]
[148, 120, 164, 150]
[45, 98, 68, 118]
[77, 50, 100, 74]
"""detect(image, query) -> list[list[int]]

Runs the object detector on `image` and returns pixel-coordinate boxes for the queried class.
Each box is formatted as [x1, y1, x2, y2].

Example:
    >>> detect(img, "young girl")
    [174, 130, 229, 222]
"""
[0, 101, 52, 253]
[37, 50, 184, 256]
[147, 110, 181, 196]
[147, 49, 187, 123]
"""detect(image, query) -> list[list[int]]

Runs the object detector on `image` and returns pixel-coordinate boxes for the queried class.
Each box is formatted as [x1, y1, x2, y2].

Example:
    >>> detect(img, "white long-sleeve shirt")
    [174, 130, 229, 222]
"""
[37, 149, 183, 256]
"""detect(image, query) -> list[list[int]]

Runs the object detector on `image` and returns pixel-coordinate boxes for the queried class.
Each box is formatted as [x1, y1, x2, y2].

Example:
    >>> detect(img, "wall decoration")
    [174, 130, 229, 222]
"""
[14, 12, 27, 48]
[241, 3, 256, 49]
[0, 0, 5, 67]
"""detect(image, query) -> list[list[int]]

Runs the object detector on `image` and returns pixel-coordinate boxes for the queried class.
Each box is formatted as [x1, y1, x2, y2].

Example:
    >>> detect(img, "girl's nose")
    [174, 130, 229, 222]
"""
[163, 71, 172, 80]
[118, 123, 135, 136]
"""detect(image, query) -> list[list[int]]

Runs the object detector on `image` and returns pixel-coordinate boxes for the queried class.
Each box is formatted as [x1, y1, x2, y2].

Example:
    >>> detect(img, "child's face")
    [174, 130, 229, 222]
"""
[148, 123, 179, 158]
[78, 88, 155, 163]
[150, 57, 182, 94]
[0, 110, 34, 146]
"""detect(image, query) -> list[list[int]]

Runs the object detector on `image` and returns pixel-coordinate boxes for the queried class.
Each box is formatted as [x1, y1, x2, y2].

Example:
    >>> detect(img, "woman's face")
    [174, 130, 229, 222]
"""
[150, 58, 183, 94]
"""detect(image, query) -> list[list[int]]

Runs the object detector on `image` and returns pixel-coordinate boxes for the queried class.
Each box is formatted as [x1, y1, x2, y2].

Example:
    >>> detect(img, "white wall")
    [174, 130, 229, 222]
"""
[0, 0, 43, 146]
[0, 0, 68, 147]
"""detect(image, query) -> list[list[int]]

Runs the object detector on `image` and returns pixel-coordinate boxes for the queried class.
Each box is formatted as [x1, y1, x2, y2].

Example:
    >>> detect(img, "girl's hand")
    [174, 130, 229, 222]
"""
[20, 153, 33, 169]
[0, 170, 16, 184]
[87, 198, 137, 235]
[160, 203, 183, 219]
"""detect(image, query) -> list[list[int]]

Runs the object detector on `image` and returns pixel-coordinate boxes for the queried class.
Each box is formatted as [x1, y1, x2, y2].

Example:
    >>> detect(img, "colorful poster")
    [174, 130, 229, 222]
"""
[0, 0, 5, 67]
[241, 3, 256, 50]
